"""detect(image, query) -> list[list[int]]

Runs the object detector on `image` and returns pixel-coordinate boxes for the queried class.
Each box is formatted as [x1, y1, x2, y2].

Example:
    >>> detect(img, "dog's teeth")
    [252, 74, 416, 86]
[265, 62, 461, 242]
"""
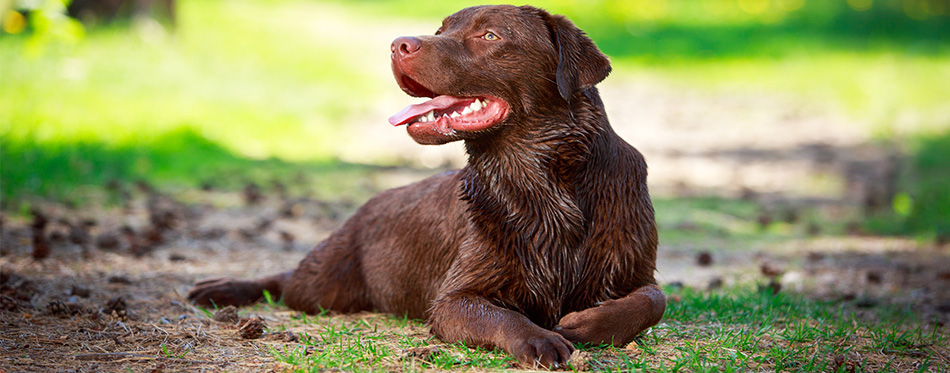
[418, 115, 427, 123]
[451, 111, 461, 118]
[471, 99, 483, 112]
[426, 111, 436, 121]
[462, 106, 473, 115]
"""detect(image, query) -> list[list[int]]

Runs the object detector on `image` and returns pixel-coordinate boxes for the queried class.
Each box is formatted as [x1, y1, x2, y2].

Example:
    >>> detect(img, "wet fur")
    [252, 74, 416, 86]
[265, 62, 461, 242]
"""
[189, 5, 665, 368]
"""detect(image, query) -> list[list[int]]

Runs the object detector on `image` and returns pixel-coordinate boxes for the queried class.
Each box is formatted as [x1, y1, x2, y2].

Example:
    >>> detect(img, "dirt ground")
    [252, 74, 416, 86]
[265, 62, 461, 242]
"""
[2, 166, 949, 372]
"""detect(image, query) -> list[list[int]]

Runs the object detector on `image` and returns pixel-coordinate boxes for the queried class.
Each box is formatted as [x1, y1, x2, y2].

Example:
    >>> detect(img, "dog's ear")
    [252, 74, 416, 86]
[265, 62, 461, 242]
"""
[533, 8, 612, 102]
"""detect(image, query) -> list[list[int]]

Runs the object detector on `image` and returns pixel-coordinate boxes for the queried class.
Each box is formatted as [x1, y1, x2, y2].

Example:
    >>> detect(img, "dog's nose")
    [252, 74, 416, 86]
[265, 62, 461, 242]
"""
[392, 36, 421, 58]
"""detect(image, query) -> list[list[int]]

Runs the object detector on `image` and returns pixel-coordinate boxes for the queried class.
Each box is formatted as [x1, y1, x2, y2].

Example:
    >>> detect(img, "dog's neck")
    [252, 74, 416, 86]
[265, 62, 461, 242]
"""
[460, 89, 607, 280]
[460, 88, 609, 213]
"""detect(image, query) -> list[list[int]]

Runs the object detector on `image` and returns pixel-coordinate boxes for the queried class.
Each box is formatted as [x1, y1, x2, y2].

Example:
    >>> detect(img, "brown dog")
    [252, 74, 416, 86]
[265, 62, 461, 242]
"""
[188, 5, 665, 368]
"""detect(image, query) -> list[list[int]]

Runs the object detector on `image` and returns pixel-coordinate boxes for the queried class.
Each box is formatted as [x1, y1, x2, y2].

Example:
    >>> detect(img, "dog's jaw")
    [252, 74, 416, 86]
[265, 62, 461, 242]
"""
[389, 90, 510, 145]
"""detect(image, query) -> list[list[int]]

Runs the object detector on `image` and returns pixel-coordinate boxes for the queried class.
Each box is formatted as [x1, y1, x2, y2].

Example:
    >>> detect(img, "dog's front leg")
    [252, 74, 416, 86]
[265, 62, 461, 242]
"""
[554, 284, 666, 346]
[429, 294, 574, 368]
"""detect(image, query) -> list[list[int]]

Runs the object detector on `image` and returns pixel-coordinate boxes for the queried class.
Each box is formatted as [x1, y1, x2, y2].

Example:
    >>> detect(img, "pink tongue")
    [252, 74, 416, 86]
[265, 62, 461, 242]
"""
[388, 95, 469, 126]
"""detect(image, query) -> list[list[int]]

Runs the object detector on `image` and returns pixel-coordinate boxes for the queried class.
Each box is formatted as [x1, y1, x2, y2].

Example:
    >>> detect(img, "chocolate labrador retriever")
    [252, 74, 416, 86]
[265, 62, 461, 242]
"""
[189, 4, 665, 368]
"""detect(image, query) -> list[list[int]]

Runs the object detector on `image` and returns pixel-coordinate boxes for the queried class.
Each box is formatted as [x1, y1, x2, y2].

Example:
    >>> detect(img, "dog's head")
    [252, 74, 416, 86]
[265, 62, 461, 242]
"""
[389, 5, 611, 145]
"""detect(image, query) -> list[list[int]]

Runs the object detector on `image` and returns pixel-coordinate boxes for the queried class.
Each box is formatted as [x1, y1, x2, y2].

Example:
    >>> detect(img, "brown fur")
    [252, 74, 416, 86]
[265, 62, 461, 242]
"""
[188, 5, 665, 368]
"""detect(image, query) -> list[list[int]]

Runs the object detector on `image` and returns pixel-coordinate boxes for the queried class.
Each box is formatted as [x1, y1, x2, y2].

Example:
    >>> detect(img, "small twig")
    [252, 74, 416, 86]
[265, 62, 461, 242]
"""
[882, 348, 928, 358]
[151, 322, 173, 336]
[929, 346, 950, 365]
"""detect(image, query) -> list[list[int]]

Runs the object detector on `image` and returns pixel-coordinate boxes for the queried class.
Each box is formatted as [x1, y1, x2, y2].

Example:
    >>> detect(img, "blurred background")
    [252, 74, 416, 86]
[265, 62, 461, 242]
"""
[1, 0, 948, 243]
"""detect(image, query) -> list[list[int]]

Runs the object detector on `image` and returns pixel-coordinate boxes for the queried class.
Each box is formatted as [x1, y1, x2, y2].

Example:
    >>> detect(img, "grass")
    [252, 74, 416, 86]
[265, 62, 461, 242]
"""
[1, 0, 387, 208]
[651, 286, 945, 372]
[2, 0, 377, 158]
[161, 343, 190, 359]
[246, 284, 947, 372]
[267, 313, 517, 371]
[0, 127, 383, 211]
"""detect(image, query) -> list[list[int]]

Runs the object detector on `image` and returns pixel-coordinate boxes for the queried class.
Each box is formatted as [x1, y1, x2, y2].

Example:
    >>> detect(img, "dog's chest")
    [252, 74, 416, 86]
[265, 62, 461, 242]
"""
[513, 233, 635, 327]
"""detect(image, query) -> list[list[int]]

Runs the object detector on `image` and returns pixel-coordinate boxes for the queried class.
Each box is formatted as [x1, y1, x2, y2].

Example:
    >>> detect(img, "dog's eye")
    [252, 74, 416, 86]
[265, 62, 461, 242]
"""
[483, 32, 499, 41]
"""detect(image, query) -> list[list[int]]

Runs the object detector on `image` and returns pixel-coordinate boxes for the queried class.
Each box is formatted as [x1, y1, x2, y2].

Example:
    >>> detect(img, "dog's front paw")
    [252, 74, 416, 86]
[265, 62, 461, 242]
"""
[554, 301, 626, 346]
[508, 329, 574, 369]
[187, 278, 264, 308]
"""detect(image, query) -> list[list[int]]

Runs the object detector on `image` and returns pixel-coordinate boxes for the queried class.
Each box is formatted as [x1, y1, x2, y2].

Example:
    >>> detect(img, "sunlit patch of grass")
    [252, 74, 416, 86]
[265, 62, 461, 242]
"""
[243, 282, 950, 372]
[0, 126, 383, 210]
[1, 0, 380, 159]
[632, 284, 949, 372]
[268, 313, 515, 371]
[0, 0, 393, 207]
[624, 53, 950, 136]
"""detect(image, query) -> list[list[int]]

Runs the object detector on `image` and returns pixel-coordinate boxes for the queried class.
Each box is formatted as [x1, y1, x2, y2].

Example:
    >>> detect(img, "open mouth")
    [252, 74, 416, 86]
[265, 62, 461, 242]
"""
[398, 75, 436, 98]
[389, 74, 509, 135]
